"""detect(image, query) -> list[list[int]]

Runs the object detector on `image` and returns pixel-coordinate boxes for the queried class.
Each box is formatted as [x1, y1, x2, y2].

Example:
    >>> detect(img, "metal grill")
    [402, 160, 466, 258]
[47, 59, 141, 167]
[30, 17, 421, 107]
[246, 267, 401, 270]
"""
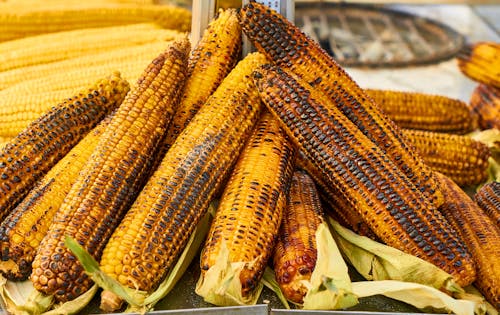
[295, 3, 465, 68]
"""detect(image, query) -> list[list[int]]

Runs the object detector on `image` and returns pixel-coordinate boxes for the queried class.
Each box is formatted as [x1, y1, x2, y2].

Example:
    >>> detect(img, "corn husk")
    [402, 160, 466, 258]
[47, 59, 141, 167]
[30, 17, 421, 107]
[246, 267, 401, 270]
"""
[261, 267, 290, 309]
[327, 217, 462, 294]
[66, 210, 212, 313]
[469, 128, 500, 182]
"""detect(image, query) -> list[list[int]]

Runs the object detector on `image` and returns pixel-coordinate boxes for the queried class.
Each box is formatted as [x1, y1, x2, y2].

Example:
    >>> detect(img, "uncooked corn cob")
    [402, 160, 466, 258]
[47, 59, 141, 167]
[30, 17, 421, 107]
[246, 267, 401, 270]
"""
[273, 169, 324, 304]
[469, 83, 500, 130]
[0, 72, 129, 223]
[457, 41, 500, 89]
[364, 89, 476, 134]
[240, 2, 443, 207]
[435, 172, 500, 309]
[474, 181, 500, 227]
[0, 2, 191, 43]
[0, 116, 110, 281]
[30, 38, 190, 303]
[0, 23, 181, 73]
[163, 8, 242, 150]
[98, 52, 266, 312]
[198, 110, 296, 302]
[253, 63, 476, 287]
[402, 128, 491, 187]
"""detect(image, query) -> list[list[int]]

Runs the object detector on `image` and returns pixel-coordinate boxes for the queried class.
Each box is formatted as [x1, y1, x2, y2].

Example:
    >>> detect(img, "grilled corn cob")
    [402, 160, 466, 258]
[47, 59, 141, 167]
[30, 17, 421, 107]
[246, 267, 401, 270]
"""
[474, 181, 500, 227]
[98, 52, 266, 312]
[0, 41, 177, 137]
[0, 2, 190, 43]
[163, 8, 242, 149]
[402, 129, 491, 187]
[469, 83, 500, 130]
[253, 64, 476, 287]
[0, 72, 129, 223]
[0, 23, 181, 73]
[435, 172, 500, 309]
[273, 170, 323, 304]
[0, 116, 110, 281]
[240, 2, 443, 207]
[30, 38, 190, 303]
[457, 42, 500, 89]
[197, 110, 296, 303]
[364, 89, 476, 134]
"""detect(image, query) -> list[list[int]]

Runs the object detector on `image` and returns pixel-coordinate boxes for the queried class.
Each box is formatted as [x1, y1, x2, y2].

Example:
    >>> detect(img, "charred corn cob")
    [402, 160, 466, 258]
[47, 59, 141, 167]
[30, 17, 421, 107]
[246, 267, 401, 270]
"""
[457, 42, 500, 89]
[198, 110, 296, 302]
[163, 8, 242, 149]
[474, 181, 500, 227]
[30, 38, 190, 303]
[0, 2, 190, 43]
[0, 23, 181, 73]
[402, 129, 491, 187]
[0, 72, 129, 223]
[364, 89, 476, 134]
[0, 116, 110, 281]
[273, 170, 323, 304]
[469, 83, 500, 130]
[240, 2, 443, 207]
[98, 52, 266, 312]
[253, 64, 476, 287]
[0, 41, 177, 137]
[435, 172, 500, 309]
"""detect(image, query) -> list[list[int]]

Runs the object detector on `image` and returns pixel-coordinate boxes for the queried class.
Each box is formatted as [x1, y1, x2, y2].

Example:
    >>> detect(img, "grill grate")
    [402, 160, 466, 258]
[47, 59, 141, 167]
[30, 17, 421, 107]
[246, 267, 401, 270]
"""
[295, 3, 465, 68]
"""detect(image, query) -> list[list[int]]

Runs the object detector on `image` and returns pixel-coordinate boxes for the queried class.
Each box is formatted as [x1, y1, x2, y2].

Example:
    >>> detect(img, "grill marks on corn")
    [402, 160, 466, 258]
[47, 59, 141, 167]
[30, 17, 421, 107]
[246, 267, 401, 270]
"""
[253, 64, 475, 286]
[0, 73, 129, 223]
[98, 53, 266, 309]
[200, 110, 296, 297]
[273, 170, 323, 304]
[474, 182, 500, 227]
[436, 173, 500, 308]
[30, 39, 190, 302]
[240, 2, 443, 206]
[469, 84, 500, 130]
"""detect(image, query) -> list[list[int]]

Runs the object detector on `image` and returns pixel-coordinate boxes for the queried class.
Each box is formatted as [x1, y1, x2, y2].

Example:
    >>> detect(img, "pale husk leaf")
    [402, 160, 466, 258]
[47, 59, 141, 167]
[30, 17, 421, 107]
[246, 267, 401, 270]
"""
[261, 267, 290, 309]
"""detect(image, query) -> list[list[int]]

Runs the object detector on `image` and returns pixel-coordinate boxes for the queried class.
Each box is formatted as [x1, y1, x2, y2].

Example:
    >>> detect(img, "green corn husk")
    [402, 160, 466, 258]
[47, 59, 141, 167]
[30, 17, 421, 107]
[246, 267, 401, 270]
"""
[327, 217, 462, 294]
[66, 210, 212, 313]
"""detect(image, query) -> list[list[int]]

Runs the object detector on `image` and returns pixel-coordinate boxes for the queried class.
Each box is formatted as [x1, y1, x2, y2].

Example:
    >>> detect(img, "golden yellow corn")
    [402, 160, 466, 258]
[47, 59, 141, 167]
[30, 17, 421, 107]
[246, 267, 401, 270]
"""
[474, 181, 500, 227]
[98, 52, 266, 312]
[0, 72, 129, 223]
[253, 63, 476, 287]
[0, 116, 110, 281]
[457, 42, 500, 89]
[0, 2, 191, 43]
[469, 83, 500, 130]
[163, 8, 242, 149]
[30, 38, 190, 303]
[436, 172, 500, 309]
[402, 129, 491, 187]
[240, 2, 443, 207]
[273, 170, 323, 304]
[365, 89, 476, 134]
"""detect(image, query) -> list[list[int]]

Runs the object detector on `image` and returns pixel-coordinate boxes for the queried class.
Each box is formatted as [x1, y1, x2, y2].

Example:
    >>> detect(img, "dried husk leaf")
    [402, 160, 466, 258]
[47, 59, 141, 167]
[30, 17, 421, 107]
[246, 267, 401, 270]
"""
[261, 267, 290, 309]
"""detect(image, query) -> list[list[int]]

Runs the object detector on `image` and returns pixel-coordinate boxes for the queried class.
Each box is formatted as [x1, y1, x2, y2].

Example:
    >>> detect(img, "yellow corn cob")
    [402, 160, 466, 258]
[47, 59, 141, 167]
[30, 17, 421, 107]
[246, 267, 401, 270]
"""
[469, 83, 500, 130]
[0, 116, 110, 281]
[241, 2, 443, 207]
[273, 170, 323, 304]
[163, 8, 242, 149]
[402, 129, 491, 187]
[0, 23, 181, 73]
[0, 72, 129, 223]
[364, 89, 476, 134]
[0, 2, 191, 43]
[30, 38, 190, 303]
[435, 172, 500, 309]
[98, 52, 266, 312]
[457, 42, 500, 89]
[0, 41, 177, 137]
[198, 110, 296, 300]
[474, 181, 500, 227]
[253, 63, 476, 287]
